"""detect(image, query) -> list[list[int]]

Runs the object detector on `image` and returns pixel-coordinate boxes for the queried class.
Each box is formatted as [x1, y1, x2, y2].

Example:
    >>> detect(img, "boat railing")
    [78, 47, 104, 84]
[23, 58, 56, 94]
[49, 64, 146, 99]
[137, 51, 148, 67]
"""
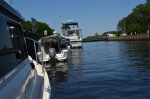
[24, 37, 44, 72]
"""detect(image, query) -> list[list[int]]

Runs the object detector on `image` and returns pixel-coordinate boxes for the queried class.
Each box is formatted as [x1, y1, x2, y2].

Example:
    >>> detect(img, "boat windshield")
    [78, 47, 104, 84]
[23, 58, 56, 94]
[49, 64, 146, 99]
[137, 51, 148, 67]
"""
[0, 16, 27, 79]
[66, 30, 76, 36]
[44, 41, 60, 53]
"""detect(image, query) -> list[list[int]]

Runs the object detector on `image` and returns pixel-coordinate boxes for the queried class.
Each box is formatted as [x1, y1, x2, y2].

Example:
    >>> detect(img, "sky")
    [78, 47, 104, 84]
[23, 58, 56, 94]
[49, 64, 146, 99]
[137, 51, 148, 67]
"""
[11, 0, 146, 38]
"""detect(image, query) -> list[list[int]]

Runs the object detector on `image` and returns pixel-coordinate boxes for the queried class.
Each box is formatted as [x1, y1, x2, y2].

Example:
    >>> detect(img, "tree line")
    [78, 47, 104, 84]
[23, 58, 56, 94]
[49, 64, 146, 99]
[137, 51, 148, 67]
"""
[21, 20, 53, 35]
[86, 0, 150, 39]
[117, 0, 150, 35]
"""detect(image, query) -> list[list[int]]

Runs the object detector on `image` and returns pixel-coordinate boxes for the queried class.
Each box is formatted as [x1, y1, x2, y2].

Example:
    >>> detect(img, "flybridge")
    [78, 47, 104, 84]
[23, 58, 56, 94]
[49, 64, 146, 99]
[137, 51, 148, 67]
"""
[63, 22, 78, 25]
[62, 22, 79, 29]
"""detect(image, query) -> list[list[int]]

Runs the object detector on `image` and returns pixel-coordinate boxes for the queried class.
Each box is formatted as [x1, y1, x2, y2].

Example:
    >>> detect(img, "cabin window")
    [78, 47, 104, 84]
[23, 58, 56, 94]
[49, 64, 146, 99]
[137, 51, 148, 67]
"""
[60, 41, 67, 49]
[51, 42, 60, 53]
[44, 42, 60, 54]
[0, 16, 26, 79]
[67, 30, 75, 36]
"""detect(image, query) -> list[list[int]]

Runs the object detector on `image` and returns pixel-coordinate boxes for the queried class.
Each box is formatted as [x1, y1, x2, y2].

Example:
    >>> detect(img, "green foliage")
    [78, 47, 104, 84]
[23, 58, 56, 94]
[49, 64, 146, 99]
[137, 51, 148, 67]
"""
[36, 22, 53, 35]
[21, 21, 32, 31]
[148, 24, 150, 30]
[21, 20, 53, 35]
[89, 1, 150, 37]
[117, 2, 150, 34]
[95, 32, 99, 36]
[127, 23, 141, 33]
[146, 0, 150, 4]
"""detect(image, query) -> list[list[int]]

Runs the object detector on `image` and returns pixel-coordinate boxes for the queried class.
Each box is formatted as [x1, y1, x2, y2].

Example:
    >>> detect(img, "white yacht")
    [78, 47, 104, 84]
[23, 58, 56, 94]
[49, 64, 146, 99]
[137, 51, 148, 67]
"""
[61, 21, 82, 48]
[0, 1, 51, 99]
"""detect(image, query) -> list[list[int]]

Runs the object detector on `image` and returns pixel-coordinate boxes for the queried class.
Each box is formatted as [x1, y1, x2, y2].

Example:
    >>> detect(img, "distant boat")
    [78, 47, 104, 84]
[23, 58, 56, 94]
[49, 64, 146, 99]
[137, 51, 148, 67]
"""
[0, 1, 51, 99]
[61, 21, 83, 48]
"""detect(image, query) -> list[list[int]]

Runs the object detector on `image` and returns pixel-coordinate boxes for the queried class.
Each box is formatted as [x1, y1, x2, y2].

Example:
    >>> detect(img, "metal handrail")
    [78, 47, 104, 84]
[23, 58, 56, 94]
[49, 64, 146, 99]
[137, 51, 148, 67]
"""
[24, 37, 44, 72]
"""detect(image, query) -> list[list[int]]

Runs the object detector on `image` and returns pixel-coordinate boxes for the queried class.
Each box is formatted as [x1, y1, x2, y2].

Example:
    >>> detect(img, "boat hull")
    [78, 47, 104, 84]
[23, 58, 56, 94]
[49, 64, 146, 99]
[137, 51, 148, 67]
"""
[0, 57, 51, 99]
[69, 39, 82, 48]
[70, 41, 82, 48]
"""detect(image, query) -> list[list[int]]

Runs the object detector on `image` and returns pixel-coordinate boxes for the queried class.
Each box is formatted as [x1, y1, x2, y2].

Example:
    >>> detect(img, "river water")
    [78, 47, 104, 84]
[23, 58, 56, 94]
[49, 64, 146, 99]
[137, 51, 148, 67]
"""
[46, 41, 150, 99]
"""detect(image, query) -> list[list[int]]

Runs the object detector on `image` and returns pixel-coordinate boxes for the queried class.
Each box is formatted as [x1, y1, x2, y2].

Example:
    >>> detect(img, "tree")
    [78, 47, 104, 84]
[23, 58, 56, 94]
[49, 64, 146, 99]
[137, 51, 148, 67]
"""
[117, 3, 150, 34]
[127, 23, 141, 33]
[94, 32, 99, 36]
[117, 17, 126, 32]
[148, 24, 150, 30]
[21, 20, 53, 35]
[21, 21, 32, 31]
[146, 0, 150, 4]
[36, 22, 53, 35]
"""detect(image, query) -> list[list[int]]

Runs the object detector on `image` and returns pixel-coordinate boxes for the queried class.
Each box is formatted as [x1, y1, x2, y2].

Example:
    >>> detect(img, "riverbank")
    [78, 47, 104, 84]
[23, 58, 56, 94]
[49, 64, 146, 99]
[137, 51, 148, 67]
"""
[83, 33, 150, 42]
[107, 33, 150, 41]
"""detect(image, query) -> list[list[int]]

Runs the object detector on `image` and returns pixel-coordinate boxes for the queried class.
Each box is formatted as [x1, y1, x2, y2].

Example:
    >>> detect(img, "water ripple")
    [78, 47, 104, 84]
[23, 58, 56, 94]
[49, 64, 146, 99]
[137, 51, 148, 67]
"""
[47, 41, 150, 99]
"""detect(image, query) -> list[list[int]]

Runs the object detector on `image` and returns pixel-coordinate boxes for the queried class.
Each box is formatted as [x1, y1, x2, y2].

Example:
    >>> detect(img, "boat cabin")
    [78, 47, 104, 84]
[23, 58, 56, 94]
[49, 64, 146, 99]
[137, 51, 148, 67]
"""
[0, 1, 51, 99]
[39, 36, 61, 53]
[0, 0, 27, 79]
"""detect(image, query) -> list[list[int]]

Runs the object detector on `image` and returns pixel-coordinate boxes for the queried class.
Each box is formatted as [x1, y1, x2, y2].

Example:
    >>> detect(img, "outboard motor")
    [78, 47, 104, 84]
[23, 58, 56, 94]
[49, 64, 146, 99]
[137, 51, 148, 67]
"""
[49, 48, 56, 64]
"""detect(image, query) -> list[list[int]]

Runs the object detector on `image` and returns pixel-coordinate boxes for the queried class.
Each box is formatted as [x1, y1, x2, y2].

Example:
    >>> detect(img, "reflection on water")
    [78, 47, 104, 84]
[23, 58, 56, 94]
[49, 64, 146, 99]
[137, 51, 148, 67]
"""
[119, 41, 150, 70]
[45, 62, 69, 85]
[69, 48, 83, 67]
[117, 41, 150, 83]
[45, 48, 83, 85]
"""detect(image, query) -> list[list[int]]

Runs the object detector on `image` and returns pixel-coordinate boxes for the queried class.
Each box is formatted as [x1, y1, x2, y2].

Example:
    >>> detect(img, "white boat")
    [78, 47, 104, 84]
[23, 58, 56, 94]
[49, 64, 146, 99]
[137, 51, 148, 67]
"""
[61, 21, 83, 48]
[37, 35, 69, 62]
[0, 1, 51, 99]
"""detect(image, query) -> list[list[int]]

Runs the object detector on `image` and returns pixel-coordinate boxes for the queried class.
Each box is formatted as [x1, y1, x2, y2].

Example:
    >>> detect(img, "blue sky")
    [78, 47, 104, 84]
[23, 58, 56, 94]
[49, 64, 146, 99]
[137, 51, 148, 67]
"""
[12, 0, 146, 38]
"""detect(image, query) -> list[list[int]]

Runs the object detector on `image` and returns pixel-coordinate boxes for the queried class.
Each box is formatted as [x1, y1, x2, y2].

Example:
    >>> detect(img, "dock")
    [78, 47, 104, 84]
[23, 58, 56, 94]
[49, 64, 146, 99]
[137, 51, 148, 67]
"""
[83, 33, 150, 42]
[107, 33, 150, 41]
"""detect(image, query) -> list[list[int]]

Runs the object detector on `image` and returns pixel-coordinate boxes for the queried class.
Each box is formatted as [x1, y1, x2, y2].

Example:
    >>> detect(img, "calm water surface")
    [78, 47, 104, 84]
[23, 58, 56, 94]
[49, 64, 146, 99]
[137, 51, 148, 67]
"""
[46, 41, 150, 99]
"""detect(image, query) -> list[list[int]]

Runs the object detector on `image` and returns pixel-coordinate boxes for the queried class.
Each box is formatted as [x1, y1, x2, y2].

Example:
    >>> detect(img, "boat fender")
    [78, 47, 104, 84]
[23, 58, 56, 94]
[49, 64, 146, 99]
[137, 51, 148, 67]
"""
[30, 63, 35, 69]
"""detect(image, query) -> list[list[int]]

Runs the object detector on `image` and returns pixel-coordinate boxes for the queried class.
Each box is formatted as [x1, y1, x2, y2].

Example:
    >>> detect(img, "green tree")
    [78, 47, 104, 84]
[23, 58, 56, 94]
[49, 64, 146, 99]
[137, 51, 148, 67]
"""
[94, 32, 99, 36]
[117, 17, 126, 33]
[21, 20, 53, 35]
[148, 24, 150, 30]
[117, 2, 150, 34]
[36, 22, 53, 35]
[146, 0, 150, 4]
[21, 21, 32, 31]
[127, 23, 141, 33]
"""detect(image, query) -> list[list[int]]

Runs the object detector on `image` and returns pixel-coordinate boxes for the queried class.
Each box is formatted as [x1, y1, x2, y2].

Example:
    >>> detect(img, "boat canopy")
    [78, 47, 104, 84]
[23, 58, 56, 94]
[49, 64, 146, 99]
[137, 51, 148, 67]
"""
[64, 22, 78, 25]
[39, 36, 61, 46]
[39, 36, 61, 53]
[61, 22, 78, 29]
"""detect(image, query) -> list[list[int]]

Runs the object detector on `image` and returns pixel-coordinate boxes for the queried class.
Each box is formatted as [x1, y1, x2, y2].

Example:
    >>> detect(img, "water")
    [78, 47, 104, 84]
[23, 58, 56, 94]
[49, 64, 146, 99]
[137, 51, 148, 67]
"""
[46, 41, 150, 99]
